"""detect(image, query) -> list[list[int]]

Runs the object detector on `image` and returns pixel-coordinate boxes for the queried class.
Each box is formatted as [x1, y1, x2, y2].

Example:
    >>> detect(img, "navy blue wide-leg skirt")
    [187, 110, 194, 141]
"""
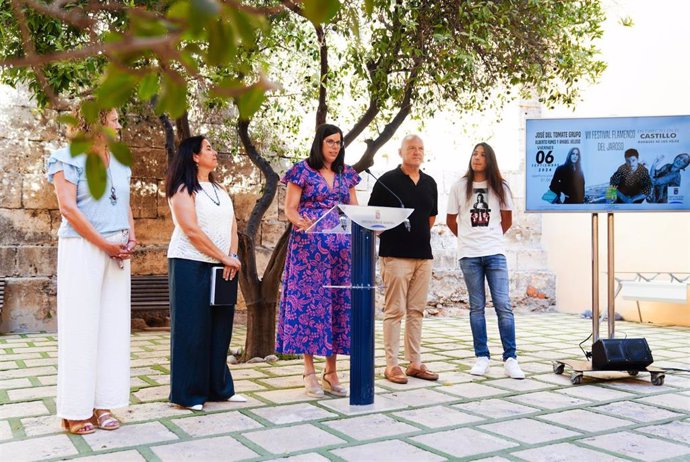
[168, 258, 236, 407]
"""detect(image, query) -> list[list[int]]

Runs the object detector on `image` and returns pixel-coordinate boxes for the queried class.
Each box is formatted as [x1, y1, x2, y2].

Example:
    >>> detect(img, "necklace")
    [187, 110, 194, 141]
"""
[106, 164, 117, 206]
[200, 183, 221, 206]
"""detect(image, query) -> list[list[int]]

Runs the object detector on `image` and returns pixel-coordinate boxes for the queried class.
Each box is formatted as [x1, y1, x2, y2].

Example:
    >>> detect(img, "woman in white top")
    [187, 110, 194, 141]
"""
[166, 136, 244, 410]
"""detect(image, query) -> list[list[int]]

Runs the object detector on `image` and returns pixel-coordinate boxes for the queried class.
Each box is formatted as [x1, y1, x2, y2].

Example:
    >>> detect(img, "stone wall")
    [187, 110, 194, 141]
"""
[0, 85, 554, 333]
[0, 85, 274, 333]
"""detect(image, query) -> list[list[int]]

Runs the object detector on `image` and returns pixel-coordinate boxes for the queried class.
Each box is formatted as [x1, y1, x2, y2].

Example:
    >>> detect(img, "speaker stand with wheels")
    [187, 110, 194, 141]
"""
[553, 213, 664, 386]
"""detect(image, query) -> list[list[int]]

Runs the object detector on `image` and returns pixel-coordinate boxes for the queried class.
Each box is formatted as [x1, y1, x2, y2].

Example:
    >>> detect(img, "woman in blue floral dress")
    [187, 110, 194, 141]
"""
[277, 124, 360, 398]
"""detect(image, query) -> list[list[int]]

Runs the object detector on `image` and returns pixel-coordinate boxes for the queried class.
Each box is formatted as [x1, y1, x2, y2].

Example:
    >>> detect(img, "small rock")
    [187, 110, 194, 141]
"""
[426, 308, 440, 316]
[247, 356, 265, 363]
[264, 354, 279, 363]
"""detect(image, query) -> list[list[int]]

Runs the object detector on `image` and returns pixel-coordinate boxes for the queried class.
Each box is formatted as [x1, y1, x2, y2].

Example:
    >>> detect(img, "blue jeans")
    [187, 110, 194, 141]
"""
[459, 254, 516, 361]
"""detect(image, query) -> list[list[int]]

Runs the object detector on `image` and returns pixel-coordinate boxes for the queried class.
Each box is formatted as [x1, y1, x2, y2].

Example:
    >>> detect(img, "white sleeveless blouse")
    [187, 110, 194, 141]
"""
[167, 182, 234, 263]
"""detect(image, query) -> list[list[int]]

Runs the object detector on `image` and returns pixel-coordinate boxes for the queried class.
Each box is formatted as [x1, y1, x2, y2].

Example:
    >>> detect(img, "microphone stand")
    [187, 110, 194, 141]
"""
[365, 169, 411, 232]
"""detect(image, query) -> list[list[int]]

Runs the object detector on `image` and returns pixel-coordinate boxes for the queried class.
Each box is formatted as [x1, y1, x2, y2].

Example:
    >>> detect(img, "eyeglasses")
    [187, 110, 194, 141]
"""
[324, 139, 344, 148]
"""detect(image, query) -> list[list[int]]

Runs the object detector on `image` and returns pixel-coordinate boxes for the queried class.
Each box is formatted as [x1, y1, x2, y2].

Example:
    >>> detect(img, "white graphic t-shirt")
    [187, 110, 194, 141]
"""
[447, 178, 513, 259]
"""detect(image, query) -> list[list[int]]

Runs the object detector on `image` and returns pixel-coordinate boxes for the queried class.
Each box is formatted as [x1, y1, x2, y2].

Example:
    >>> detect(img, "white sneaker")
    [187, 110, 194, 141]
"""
[504, 357, 525, 379]
[470, 357, 490, 376]
[228, 394, 247, 403]
[187, 404, 203, 411]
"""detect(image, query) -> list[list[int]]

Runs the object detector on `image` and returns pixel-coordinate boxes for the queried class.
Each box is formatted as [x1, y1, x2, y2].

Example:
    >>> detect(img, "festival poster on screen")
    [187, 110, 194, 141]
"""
[525, 115, 690, 212]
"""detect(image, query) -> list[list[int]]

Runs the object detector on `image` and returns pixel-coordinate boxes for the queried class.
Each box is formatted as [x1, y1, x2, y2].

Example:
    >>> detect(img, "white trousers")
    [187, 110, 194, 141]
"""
[56, 233, 131, 419]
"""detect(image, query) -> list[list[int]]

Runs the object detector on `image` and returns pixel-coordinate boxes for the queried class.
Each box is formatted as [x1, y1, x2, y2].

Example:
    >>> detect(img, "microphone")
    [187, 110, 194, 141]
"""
[365, 169, 411, 232]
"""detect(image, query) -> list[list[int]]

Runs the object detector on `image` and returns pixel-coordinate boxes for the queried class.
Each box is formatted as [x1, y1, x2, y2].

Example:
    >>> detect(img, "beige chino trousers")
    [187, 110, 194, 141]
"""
[380, 257, 433, 368]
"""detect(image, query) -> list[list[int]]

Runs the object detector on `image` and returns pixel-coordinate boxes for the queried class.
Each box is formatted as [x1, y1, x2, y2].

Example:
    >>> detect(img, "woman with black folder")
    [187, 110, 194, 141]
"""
[165, 135, 245, 411]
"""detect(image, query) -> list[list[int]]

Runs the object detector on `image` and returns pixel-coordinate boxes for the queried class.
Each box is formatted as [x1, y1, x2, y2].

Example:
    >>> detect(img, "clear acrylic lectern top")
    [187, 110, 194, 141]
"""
[306, 204, 413, 234]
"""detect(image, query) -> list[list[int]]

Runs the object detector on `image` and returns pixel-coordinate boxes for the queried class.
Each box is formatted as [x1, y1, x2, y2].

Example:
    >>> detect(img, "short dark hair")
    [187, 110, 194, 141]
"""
[307, 124, 345, 173]
[624, 148, 639, 159]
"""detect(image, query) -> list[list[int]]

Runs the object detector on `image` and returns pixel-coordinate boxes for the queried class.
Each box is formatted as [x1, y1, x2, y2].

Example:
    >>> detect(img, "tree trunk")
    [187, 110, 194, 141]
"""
[242, 299, 277, 360]
[238, 227, 290, 360]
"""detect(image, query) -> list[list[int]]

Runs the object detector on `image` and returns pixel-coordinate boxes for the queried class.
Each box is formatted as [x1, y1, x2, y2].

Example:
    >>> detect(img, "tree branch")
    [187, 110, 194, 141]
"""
[0, 33, 182, 68]
[344, 99, 379, 146]
[9, 0, 60, 105]
[237, 119, 280, 240]
[351, 64, 420, 173]
[315, 24, 328, 127]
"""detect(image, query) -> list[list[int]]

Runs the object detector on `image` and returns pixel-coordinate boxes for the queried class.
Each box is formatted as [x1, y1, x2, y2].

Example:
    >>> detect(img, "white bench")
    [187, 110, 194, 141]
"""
[616, 273, 689, 322]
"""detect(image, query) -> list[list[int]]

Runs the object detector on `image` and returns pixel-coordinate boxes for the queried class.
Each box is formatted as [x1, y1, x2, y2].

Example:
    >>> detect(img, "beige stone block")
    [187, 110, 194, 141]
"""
[10, 246, 54, 277]
[232, 192, 258, 223]
[133, 217, 173, 245]
[121, 115, 167, 149]
[0, 209, 53, 245]
[0, 138, 50, 174]
[254, 246, 274, 277]
[260, 220, 288, 248]
[0, 173, 22, 208]
[14, 246, 57, 277]
[131, 179, 159, 219]
[21, 174, 58, 210]
[131, 246, 168, 275]
[0, 246, 17, 275]
[48, 210, 62, 238]
[130, 148, 168, 178]
[276, 185, 287, 221]
[0, 107, 61, 144]
[0, 277, 57, 333]
[156, 179, 171, 218]
[263, 189, 280, 220]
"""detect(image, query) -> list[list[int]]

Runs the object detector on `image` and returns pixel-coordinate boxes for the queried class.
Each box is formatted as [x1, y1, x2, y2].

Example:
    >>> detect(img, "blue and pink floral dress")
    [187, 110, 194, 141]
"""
[276, 160, 361, 356]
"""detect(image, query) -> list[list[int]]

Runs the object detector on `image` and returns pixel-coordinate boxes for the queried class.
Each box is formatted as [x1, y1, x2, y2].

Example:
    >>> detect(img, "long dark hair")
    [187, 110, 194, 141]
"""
[165, 135, 218, 197]
[307, 123, 345, 173]
[564, 147, 583, 174]
[463, 142, 509, 207]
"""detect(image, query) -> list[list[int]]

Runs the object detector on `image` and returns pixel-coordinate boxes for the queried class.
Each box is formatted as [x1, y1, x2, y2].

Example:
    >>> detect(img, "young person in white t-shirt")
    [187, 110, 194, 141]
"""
[446, 142, 525, 379]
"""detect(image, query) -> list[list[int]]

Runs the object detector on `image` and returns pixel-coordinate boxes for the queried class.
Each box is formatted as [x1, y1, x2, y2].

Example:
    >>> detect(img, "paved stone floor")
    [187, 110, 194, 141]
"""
[1, 312, 690, 461]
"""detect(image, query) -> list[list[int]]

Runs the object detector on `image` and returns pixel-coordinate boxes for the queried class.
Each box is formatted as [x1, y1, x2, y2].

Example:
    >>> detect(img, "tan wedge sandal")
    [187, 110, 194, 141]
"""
[302, 371, 324, 398]
[322, 371, 348, 397]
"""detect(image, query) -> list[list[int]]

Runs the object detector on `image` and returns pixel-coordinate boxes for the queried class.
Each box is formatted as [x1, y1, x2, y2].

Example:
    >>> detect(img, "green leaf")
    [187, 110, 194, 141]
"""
[81, 99, 100, 124]
[108, 141, 133, 166]
[85, 153, 107, 200]
[228, 9, 257, 45]
[138, 73, 159, 101]
[207, 19, 235, 66]
[69, 136, 91, 157]
[364, 0, 374, 16]
[57, 114, 78, 126]
[189, 0, 221, 25]
[302, 0, 341, 25]
[95, 68, 138, 108]
[155, 76, 187, 118]
[235, 85, 266, 120]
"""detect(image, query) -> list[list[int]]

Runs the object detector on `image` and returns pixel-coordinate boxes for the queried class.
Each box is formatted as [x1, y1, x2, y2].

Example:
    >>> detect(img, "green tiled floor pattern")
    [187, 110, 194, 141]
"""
[1, 313, 689, 461]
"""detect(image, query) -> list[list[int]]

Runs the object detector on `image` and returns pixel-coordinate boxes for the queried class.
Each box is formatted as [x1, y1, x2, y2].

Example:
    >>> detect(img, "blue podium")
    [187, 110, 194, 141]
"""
[308, 205, 412, 406]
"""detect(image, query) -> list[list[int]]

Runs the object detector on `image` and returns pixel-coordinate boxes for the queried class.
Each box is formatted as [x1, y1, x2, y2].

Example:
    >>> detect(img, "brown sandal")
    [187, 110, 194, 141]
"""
[61, 418, 96, 435]
[92, 409, 121, 430]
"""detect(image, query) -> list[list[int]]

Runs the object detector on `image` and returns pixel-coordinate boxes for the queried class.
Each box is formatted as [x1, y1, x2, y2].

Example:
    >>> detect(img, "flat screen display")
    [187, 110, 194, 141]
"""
[525, 115, 690, 212]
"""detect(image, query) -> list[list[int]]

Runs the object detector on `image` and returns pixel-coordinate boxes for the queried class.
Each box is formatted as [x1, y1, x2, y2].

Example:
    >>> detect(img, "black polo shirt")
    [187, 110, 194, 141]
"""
[367, 166, 438, 259]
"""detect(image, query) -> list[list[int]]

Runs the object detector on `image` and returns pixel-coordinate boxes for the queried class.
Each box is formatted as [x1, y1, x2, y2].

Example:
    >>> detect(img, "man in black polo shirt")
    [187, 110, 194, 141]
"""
[368, 134, 439, 384]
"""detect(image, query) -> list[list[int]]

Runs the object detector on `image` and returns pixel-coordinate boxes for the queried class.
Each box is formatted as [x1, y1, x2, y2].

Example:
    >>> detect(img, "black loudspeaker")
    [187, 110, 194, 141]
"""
[591, 338, 653, 370]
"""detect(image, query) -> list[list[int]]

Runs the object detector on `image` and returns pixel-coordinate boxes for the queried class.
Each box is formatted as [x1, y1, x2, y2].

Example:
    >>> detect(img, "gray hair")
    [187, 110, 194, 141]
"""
[400, 134, 423, 149]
